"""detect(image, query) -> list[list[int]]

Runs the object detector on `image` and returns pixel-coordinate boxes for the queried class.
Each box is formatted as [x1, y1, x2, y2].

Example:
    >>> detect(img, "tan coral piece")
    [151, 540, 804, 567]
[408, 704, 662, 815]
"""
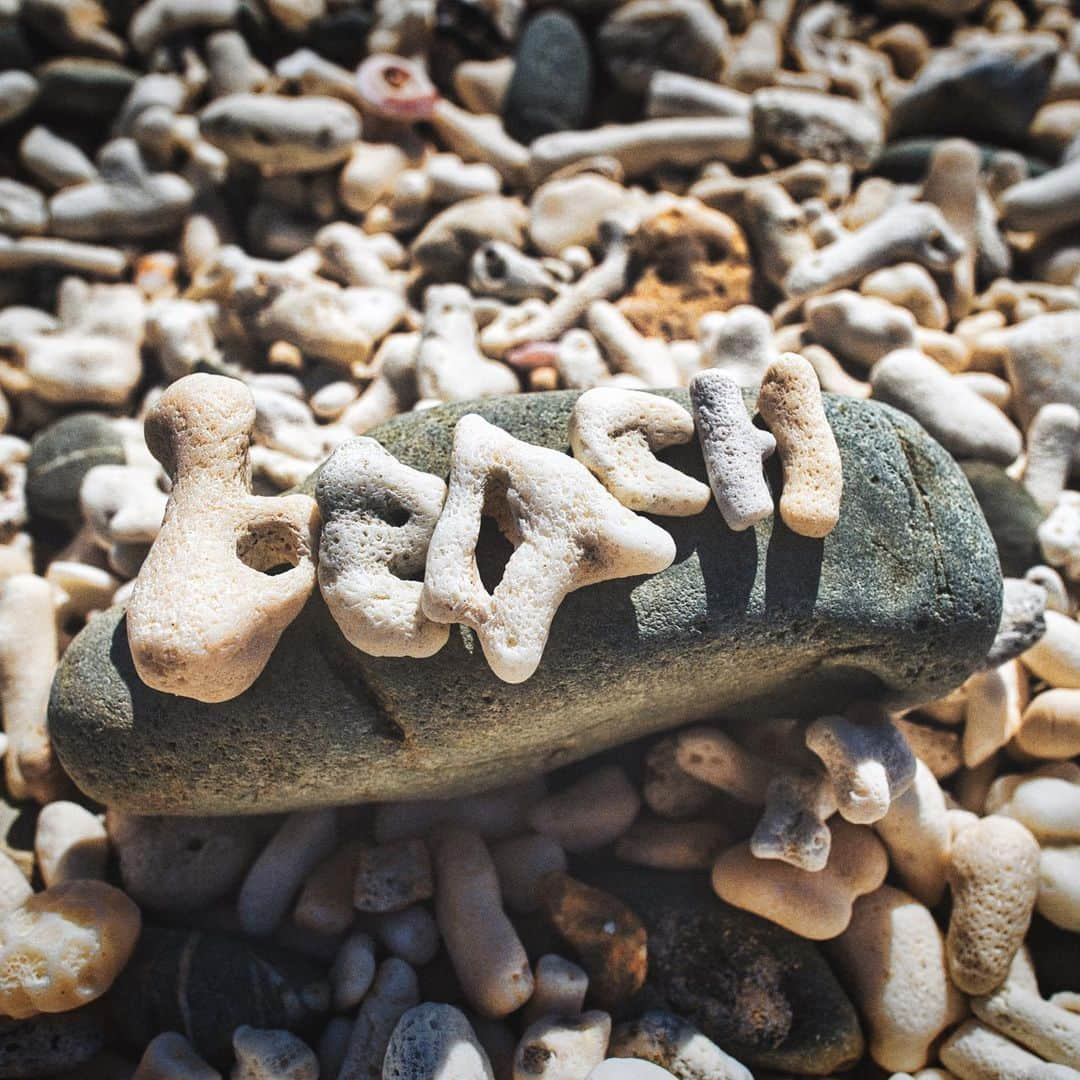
[0, 880, 141, 1020]
[940, 1019, 1075, 1080]
[711, 819, 888, 940]
[946, 815, 1041, 996]
[757, 353, 842, 539]
[316, 438, 448, 659]
[126, 373, 319, 703]
[829, 885, 965, 1073]
[873, 759, 951, 908]
[421, 414, 675, 684]
[568, 388, 710, 516]
[1017, 689, 1080, 761]
[0, 573, 66, 803]
[431, 825, 533, 1019]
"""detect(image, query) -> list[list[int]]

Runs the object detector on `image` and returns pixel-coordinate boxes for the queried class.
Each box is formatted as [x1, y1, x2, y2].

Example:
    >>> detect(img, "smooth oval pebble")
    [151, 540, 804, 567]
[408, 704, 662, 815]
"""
[504, 10, 591, 144]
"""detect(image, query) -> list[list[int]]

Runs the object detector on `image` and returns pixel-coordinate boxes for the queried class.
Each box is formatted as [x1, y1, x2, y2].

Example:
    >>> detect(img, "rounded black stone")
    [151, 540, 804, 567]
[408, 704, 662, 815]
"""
[503, 10, 591, 145]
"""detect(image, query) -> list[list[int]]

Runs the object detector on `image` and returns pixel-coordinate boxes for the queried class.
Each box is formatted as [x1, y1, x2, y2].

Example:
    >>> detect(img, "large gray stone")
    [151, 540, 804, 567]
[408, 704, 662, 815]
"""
[48, 389, 1001, 814]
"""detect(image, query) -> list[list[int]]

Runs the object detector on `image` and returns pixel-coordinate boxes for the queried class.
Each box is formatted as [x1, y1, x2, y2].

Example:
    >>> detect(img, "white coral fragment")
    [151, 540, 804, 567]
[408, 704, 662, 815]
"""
[421, 414, 676, 683]
[568, 388, 710, 516]
[317, 438, 449, 659]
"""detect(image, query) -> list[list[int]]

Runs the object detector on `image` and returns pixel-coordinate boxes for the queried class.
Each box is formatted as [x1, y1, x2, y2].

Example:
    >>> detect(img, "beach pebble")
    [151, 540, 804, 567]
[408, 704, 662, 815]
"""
[985, 765, 1080, 843]
[0, 852, 31, 919]
[0, 1007, 107, 1078]
[829, 885, 965, 1072]
[597, 0, 730, 93]
[873, 760, 950, 908]
[317, 438, 449, 660]
[491, 835, 568, 914]
[712, 820, 888, 940]
[336, 958, 419, 1080]
[126, 374, 319, 703]
[504, 11, 591, 145]
[871, 350, 1023, 467]
[111, 928, 329, 1064]
[689, 370, 775, 532]
[537, 872, 647, 1009]
[984, 578, 1047, 670]
[199, 94, 360, 174]
[1037, 846, 1080, 933]
[1017, 690, 1080, 761]
[432, 825, 533, 1018]
[528, 766, 641, 852]
[752, 88, 884, 170]
[529, 176, 633, 258]
[331, 931, 376, 1012]
[523, 954, 589, 1024]
[352, 838, 432, 913]
[806, 707, 916, 825]
[0, 880, 141, 1020]
[237, 809, 338, 936]
[108, 812, 263, 912]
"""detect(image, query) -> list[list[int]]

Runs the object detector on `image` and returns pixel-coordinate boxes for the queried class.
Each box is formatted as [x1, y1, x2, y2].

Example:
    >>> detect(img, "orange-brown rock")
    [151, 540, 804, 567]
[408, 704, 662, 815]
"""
[618, 202, 753, 340]
[537, 870, 647, 1009]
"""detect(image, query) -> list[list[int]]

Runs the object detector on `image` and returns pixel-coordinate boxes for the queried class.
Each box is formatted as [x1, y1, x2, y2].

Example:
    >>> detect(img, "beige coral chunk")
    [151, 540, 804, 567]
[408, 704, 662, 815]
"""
[0, 880, 141, 1020]
[940, 1019, 1076, 1080]
[757, 352, 842, 538]
[946, 815, 1041, 996]
[873, 759, 950, 908]
[829, 885, 965, 1073]
[711, 819, 888, 940]
[421, 414, 676, 684]
[1017, 689, 1080, 761]
[431, 825, 534, 1019]
[126, 373, 319, 703]
[0, 573, 66, 803]
[316, 438, 448, 659]
[568, 388, 710, 516]
[34, 801, 108, 887]
[134, 1031, 221, 1079]
[963, 660, 1029, 768]
[513, 1012, 611, 1080]
[528, 766, 642, 853]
